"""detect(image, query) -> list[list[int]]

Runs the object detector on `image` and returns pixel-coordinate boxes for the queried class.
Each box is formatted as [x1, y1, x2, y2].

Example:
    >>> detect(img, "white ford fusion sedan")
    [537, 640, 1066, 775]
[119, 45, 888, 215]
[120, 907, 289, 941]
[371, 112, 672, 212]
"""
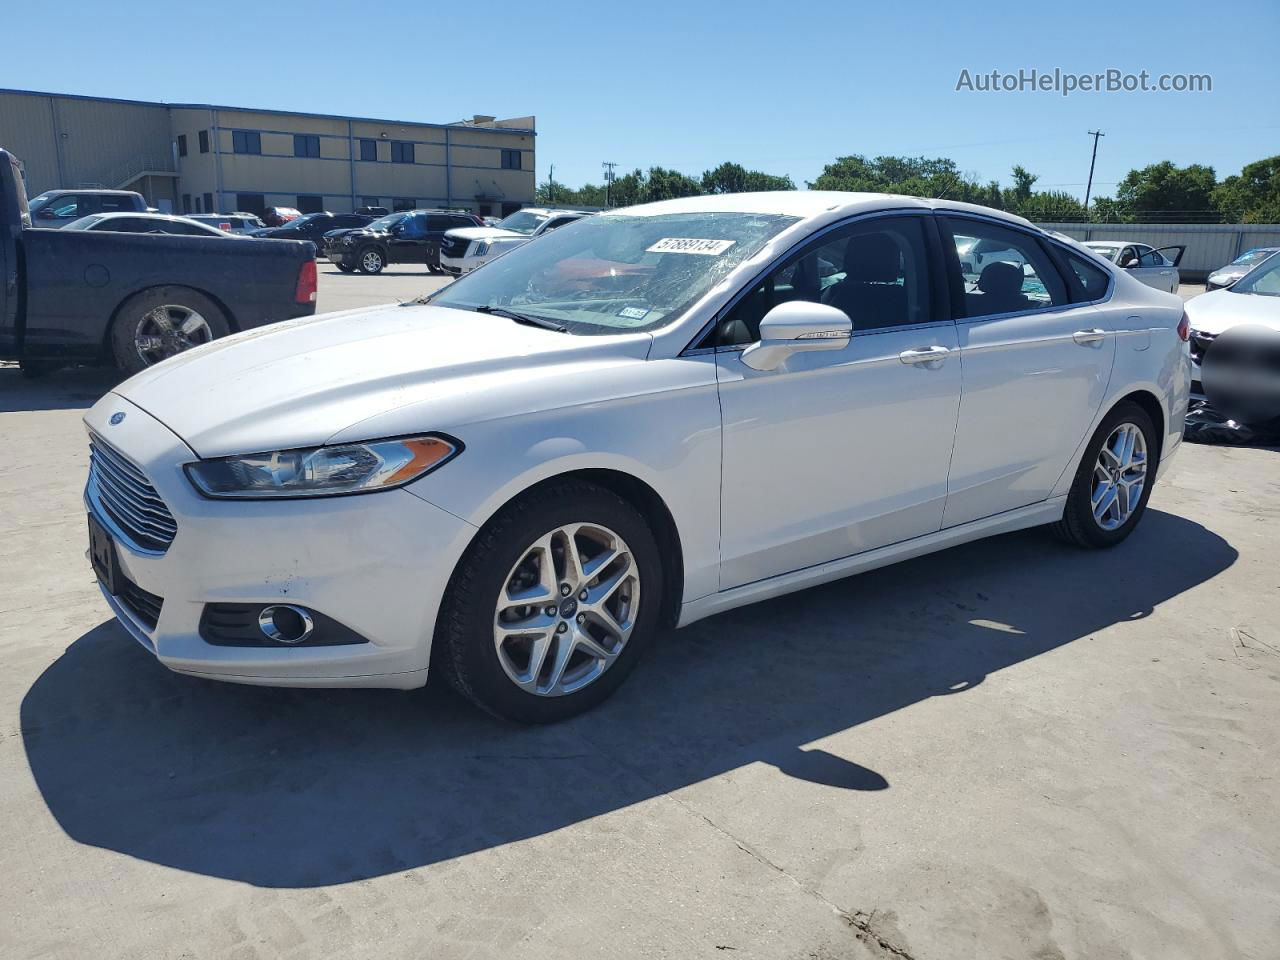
[84, 192, 1191, 722]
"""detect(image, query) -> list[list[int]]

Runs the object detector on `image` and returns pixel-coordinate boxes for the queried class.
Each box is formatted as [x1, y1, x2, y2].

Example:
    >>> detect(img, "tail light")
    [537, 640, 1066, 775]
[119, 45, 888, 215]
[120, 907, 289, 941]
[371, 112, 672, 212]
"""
[1177, 311, 1190, 342]
[218, 222, 231, 232]
[294, 260, 317, 304]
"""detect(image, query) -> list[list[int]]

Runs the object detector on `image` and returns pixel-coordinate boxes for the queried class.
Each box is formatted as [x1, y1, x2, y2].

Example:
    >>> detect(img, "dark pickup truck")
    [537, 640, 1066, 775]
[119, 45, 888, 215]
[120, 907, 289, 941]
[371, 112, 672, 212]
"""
[1, 148, 317, 376]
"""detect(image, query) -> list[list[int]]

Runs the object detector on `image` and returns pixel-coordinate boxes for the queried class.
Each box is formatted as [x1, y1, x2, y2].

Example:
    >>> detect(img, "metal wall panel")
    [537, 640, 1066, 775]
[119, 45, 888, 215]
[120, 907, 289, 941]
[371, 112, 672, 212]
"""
[1038, 222, 1280, 280]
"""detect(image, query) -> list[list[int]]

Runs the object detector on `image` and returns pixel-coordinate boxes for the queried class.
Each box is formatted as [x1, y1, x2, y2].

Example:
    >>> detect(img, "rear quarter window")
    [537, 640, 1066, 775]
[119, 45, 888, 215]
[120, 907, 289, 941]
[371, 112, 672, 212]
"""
[1063, 251, 1112, 302]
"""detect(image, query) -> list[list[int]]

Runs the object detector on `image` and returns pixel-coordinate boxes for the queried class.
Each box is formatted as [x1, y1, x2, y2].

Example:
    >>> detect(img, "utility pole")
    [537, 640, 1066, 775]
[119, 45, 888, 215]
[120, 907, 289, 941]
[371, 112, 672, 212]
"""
[602, 161, 617, 207]
[548, 163, 555, 203]
[1084, 130, 1105, 212]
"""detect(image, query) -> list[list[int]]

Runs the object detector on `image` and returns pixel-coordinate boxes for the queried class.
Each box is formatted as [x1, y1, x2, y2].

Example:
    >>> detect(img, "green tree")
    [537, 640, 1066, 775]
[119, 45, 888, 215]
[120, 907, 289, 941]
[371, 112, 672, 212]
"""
[1018, 191, 1087, 222]
[1211, 155, 1280, 223]
[701, 161, 794, 194]
[1087, 196, 1132, 224]
[1114, 161, 1217, 220]
[1004, 165, 1038, 209]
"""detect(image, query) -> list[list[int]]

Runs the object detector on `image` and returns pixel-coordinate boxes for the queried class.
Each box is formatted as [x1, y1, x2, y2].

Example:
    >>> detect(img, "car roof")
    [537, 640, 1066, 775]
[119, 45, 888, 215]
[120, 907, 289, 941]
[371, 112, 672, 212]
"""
[41, 188, 140, 196]
[597, 191, 1038, 229]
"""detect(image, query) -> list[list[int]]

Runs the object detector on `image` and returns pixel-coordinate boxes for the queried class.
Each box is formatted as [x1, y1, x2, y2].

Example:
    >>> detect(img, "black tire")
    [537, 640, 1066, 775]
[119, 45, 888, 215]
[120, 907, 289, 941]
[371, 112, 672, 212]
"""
[108, 286, 231, 376]
[356, 246, 385, 274]
[1053, 400, 1159, 548]
[435, 480, 663, 723]
[336, 263, 355, 273]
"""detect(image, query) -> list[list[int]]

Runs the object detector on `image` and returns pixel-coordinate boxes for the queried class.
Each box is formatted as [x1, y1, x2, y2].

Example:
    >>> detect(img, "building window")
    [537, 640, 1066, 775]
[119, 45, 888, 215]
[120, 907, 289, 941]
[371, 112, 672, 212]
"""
[181, 194, 191, 213]
[501, 149, 522, 170]
[203, 192, 214, 213]
[236, 193, 266, 216]
[359, 139, 377, 162]
[177, 135, 188, 158]
[297, 195, 324, 214]
[391, 141, 414, 164]
[198, 130, 209, 153]
[232, 130, 262, 155]
[360, 196, 379, 208]
[293, 134, 321, 159]
[392, 198, 415, 211]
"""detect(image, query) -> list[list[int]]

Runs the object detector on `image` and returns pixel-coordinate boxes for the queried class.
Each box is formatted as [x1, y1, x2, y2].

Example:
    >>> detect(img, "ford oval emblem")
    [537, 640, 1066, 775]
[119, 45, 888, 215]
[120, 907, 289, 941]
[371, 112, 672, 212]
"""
[109, 412, 126, 426]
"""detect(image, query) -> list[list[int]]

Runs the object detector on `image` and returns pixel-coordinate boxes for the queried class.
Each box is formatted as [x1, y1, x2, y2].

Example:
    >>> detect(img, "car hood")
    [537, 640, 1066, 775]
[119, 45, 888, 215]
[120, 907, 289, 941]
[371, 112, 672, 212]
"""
[110, 303, 653, 458]
[445, 226, 526, 242]
[1207, 265, 1250, 283]
[1183, 288, 1280, 335]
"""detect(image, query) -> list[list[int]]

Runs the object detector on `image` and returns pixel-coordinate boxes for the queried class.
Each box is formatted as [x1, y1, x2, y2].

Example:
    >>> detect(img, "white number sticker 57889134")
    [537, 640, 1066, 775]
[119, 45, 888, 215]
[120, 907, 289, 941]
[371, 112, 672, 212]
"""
[646, 237, 736, 255]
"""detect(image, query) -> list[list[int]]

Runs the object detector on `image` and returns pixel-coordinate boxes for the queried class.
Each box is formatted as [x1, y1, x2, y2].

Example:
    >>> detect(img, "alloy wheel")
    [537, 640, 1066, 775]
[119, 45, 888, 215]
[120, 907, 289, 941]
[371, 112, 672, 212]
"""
[362, 250, 383, 272]
[494, 523, 640, 697]
[1091, 422, 1148, 530]
[133, 305, 213, 366]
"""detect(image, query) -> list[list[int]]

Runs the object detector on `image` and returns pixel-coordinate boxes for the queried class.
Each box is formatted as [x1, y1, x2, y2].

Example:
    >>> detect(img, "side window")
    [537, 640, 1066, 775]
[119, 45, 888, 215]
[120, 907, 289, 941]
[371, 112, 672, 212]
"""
[49, 195, 84, 219]
[450, 215, 476, 229]
[715, 217, 934, 346]
[99, 195, 137, 213]
[943, 218, 1067, 318]
[425, 215, 450, 232]
[1061, 252, 1111, 301]
[400, 215, 427, 237]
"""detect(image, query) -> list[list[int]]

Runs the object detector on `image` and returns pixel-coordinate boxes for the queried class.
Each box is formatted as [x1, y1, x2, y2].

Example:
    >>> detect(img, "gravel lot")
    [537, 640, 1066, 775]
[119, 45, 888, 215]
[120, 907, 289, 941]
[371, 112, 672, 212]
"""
[1, 271, 1277, 959]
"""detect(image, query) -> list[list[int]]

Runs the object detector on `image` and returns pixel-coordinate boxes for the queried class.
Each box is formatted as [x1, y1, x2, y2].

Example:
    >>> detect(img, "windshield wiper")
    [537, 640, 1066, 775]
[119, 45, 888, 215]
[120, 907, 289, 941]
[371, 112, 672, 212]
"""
[474, 305, 568, 333]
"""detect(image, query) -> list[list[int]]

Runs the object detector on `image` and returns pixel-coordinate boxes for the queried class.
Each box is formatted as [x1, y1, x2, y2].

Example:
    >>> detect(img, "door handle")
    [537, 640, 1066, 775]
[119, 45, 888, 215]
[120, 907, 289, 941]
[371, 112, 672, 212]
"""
[1073, 328, 1107, 344]
[1159, 270, 1173, 276]
[899, 346, 950, 365]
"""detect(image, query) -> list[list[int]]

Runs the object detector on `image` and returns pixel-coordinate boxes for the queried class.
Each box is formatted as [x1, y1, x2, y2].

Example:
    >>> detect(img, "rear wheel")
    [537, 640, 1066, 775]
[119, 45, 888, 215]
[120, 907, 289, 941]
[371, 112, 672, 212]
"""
[436, 480, 662, 723]
[1053, 401, 1158, 548]
[356, 247, 385, 274]
[109, 286, 231, 375]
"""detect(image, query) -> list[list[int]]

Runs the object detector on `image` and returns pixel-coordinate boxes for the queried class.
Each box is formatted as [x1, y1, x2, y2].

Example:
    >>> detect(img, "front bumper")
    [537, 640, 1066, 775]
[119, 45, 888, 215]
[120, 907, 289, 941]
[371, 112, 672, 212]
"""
[83, 397, 477, 689]
[438, 252, 486, 275]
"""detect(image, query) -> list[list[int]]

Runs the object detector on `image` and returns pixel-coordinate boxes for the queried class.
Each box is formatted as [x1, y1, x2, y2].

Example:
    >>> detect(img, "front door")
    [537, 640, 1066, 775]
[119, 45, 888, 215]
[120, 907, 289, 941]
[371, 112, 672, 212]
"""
[714, 215, 962, 590]
[1127, 245, 1179, 293]
[938, 216, 1117, 527]
[388, 212, 428, 264]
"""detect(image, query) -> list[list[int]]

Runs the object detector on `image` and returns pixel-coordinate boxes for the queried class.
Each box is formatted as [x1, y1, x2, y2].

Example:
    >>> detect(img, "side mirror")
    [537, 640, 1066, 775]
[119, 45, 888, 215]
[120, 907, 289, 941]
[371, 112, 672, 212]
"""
[35, 208, 56, 220]
[741, 301, 852, 371]
[1120, 257, 1138, 269]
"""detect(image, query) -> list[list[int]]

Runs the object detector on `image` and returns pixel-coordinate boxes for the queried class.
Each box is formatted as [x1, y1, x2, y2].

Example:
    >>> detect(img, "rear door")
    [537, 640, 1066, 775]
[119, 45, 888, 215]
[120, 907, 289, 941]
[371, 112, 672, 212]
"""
[938, 215, 1117, 527]
[388, 213, 429, 263]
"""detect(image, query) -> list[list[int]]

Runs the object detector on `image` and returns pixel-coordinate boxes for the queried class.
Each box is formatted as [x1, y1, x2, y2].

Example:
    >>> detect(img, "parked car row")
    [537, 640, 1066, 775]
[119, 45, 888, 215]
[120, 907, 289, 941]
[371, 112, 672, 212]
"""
[321, 209, 485, 274]
[438, 207, 590, 275]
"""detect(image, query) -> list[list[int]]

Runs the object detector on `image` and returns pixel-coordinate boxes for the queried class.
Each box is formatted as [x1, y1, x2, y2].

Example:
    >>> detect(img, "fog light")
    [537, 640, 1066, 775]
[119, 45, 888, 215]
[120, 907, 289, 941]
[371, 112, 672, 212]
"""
[257, 604, 315, 644]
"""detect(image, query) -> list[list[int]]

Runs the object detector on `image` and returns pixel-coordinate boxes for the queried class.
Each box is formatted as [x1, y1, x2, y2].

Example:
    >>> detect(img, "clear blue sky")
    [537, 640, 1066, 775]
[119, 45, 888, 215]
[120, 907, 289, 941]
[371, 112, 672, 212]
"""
[5, 0, 1276, 201]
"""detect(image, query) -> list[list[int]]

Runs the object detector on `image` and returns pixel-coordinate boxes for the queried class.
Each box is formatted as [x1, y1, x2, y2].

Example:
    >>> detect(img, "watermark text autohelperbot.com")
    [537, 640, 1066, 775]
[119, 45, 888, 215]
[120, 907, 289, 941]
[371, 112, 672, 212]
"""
[955, 68, 1211, 96]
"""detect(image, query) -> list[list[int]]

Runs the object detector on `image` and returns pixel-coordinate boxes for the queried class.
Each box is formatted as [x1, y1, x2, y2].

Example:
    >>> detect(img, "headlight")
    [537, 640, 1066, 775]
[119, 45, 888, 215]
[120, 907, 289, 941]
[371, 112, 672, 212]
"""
[342, 234, 355, 245]
[185, 435, 461, 499]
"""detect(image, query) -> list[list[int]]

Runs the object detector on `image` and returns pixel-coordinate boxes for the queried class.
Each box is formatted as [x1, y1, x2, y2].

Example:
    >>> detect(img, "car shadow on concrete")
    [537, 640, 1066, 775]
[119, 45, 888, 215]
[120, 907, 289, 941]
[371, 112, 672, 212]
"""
[0, 363, 122, 413]
[21, 509, 1235, 888]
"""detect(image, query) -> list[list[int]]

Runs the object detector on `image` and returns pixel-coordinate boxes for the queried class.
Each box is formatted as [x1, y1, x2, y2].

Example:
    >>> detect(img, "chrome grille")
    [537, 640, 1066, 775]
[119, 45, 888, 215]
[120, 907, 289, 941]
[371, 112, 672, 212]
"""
[88, 434, 177, 553]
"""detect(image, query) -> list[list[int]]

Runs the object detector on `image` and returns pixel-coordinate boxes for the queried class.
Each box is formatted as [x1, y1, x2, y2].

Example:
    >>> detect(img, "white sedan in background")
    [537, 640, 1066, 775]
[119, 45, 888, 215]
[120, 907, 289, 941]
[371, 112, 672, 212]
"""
[1084, 240, 1184, 293]
[438, 207, 588, 274]
[84, 192, 1189, 722]
[63, 211, 238, 238]
[1184, 251, 1280, 393]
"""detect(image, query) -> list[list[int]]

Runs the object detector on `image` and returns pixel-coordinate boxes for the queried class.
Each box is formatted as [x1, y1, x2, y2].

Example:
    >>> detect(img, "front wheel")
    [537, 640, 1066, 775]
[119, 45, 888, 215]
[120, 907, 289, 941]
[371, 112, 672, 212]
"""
[356, 247, 385, 274]
[435, 480, 663, 723]
[1053, 401, 1158, 548]
[336, 263, 354, 273]
[109, 286, 231, 375]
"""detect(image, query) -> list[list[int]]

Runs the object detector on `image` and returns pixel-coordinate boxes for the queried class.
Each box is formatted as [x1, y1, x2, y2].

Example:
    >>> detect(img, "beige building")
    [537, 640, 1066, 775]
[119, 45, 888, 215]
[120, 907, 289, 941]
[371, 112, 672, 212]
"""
[0, 88, 536, 218]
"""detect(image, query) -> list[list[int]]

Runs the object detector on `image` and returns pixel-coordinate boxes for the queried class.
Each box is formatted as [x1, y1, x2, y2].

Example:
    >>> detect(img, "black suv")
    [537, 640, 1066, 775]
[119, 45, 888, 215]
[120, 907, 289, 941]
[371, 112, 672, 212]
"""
[322, 209, 483, 274]
[248, 212, 373, 242]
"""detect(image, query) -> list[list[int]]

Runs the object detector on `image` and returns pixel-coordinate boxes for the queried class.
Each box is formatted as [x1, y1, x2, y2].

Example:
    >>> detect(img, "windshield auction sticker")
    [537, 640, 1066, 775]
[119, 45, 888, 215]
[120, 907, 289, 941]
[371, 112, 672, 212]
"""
[647, 238, 736, 255]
